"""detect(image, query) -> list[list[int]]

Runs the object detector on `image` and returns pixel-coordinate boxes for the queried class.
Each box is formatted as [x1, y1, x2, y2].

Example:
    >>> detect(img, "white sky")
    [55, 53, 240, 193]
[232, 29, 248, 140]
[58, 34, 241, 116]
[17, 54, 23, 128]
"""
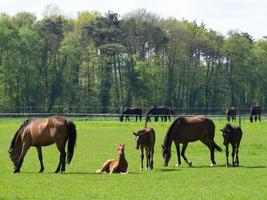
[0, 0, 266, 39]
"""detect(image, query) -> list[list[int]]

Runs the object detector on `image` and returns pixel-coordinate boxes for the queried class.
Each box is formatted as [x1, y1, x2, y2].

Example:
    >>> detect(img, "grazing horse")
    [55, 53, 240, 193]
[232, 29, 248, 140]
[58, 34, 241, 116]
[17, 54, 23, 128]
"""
[9, 116, 77, 173]
[96, 144, 128, 174]
[120, 107, 142, 122]
[162, 116, 222, 167]
[146, 106, 175, 122]
[250, 105, 262, 122]
[220, 124, 243, 167]
[226, 107, 237, 122]
[133, 127, 155, 170]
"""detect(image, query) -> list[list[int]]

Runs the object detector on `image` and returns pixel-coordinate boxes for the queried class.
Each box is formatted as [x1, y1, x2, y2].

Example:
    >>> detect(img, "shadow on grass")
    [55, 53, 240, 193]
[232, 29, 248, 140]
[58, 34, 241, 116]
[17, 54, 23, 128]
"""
[240, 165, 267, 169]
[158, 168, 178, 172]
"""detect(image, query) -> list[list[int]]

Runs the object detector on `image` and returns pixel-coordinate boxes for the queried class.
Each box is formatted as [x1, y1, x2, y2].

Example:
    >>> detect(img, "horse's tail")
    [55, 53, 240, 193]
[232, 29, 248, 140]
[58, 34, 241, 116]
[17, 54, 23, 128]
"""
[214, 142, 222, 152]
[66, 120, 77, 164]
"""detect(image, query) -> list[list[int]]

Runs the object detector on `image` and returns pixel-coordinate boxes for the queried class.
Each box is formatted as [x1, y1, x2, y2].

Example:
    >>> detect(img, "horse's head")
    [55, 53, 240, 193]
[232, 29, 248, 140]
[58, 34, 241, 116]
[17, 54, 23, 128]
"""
[8, 146, 19, 169]
[162, 144, 171, 167]
[220, 124, 233, 145]
[116, 144, 125, 156]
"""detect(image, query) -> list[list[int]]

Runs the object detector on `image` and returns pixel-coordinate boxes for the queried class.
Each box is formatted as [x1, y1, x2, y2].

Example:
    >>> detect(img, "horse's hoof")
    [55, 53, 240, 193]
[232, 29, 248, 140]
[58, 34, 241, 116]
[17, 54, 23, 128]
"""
[226, 163, 230, 167]
[13, 169, 20, 173]
[210, 163, 216, 167]
[174, 163, 180, 167]
[187, 160, 192, 167]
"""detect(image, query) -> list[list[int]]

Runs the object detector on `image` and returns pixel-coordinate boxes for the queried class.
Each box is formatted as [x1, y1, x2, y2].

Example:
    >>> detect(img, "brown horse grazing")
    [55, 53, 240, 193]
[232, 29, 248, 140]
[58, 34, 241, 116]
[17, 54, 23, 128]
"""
[9, 116, 77, 173]
[162, 116, 222, 167]
[226, 107, 237, 122]
[133, 127, 155, 170]
[220, 124, 243, 167]
[96, 144, 128, 174]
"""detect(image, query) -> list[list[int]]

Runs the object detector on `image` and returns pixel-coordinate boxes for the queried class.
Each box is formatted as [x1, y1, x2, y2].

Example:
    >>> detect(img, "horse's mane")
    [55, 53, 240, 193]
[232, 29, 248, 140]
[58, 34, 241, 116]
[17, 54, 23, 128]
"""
[9, 119, 32, 152]
[163, 117, 183, 148]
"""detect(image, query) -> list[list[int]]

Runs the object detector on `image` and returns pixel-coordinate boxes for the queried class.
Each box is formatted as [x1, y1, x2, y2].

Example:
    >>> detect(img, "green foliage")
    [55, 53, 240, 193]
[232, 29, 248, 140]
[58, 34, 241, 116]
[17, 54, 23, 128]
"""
[0, 10, 267, 111]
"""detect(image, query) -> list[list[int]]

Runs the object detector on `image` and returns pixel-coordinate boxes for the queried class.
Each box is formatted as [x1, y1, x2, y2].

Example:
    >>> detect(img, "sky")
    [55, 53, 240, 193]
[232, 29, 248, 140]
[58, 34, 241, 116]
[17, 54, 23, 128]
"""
[0, 0, 266, 39]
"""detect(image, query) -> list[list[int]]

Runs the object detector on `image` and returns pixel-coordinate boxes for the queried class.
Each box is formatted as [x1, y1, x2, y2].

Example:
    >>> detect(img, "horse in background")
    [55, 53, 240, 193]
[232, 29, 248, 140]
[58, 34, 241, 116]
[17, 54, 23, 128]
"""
[226, 107, 237, 122]
[133, 127, 155, 170]
[250, 105, 262, 122]
[220, 124, 243, 167]
[96, 144, 128, 174]
[120, 107, 142, 122]
[9, 116, 77, 173]
[146, 106, 175, 122]
[162, 116, 222, 167]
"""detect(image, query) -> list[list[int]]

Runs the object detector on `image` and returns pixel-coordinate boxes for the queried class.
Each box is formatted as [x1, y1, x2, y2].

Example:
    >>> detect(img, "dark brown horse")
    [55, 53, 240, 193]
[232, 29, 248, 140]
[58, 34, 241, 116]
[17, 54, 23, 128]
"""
[250, 105, 262, 122]
[162, 116, 222, 167]
[226, 107, 237, 122]
[133, 127, 155, 170]
[120, 107, 142, 122]
[96, 144, 128, 174]
[220, 124, 243, 167]
[9, 116, 77, 173]
[146, 106, 175, 122]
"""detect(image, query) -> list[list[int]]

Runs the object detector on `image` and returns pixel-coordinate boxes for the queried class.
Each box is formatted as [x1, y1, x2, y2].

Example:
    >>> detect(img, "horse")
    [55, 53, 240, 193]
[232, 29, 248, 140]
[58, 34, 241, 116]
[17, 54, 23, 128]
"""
[120, 107, 142, 122]
[226, 107, 237, 122]
[220, 124, 243, 167]
[96, 144, 128, 174]
[250, 105, 262, 122]
[162, 116, 222, 167]
[146, 106, 175, 122]
[133, 127, 155, 170]
[9, 116, 77, 173]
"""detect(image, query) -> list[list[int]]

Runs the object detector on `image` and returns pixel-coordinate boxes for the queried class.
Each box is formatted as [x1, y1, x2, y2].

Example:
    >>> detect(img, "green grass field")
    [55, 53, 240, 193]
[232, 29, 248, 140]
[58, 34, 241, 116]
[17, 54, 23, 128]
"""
[0, 118, 266, 200]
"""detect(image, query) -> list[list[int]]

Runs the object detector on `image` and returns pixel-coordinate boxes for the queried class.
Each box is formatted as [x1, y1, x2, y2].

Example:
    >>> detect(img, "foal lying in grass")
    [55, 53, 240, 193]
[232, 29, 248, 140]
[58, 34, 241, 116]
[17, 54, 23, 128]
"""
[96, 144, 128, 174]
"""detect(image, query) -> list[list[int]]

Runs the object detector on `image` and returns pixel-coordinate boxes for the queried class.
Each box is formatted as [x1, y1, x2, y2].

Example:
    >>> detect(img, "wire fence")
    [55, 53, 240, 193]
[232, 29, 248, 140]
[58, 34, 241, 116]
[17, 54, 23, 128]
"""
[0, 106, 264, 121]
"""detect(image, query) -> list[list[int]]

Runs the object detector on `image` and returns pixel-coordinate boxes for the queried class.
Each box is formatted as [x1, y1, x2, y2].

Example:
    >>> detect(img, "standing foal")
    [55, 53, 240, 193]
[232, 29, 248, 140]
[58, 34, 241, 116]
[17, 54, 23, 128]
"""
[96, 144, 128, 174]
[133, 127, 155, 170]
[220, 124, 243, 167]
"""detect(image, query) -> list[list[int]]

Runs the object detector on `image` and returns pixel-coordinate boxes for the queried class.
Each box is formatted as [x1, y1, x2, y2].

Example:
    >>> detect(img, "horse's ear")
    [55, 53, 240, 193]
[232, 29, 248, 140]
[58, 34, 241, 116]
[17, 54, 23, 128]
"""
[133, 132, 137, 136]
[161, 144, 164, 149]
[123, 144, 125, 147]
[220, 129, 224, 132]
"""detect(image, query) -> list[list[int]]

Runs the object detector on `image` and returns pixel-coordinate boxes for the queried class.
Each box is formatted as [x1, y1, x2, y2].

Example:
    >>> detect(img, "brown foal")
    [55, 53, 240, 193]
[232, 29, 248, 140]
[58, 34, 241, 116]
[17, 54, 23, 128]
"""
[96, 144, 128, 174]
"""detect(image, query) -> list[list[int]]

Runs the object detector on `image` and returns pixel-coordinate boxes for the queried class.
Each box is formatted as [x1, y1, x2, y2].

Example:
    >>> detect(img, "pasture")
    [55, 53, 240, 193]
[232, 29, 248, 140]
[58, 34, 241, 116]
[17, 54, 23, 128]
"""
[0, 118, 266, 200]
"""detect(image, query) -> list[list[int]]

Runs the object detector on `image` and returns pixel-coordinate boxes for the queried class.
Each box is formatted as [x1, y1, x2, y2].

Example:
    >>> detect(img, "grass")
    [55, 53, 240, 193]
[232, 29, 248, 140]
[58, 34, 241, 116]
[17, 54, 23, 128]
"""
[0, 117, 266, 200]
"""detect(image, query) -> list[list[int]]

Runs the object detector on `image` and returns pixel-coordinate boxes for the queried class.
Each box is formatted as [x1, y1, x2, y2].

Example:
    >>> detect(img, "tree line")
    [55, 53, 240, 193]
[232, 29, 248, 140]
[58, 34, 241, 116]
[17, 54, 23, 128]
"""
[0, 7, 267, 113]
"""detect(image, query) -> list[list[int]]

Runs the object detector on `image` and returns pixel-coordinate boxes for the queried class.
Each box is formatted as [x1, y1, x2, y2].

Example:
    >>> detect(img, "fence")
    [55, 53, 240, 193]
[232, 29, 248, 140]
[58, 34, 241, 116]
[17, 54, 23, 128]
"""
[0, 106, 264, 119]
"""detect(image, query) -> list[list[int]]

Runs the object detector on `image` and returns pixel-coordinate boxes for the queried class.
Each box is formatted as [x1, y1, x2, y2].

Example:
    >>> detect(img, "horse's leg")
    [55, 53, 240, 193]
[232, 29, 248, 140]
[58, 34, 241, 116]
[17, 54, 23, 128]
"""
[146, 148, 151, 170]
[255, 116, 258, 122]
[200, 138, 216, 166]
[55, 142, 66, 173]
[181, 143, 192, 166]
[231, 144, 235, 167]
[233, 144, 239, 167]
[36, 146, 44, 173]
[259, 115, 261, 122]
[236, 146, 239, 166]
[225, 144, 230, 167]
[135, 115, 138, 122]
[174, 141, 181, 167]
[150, 148, 154, 170]
[139, 115, 142, 121]
[168, 116, 171, 122]
[140, 147, 144, 170]
[14, 143, 30, 173]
